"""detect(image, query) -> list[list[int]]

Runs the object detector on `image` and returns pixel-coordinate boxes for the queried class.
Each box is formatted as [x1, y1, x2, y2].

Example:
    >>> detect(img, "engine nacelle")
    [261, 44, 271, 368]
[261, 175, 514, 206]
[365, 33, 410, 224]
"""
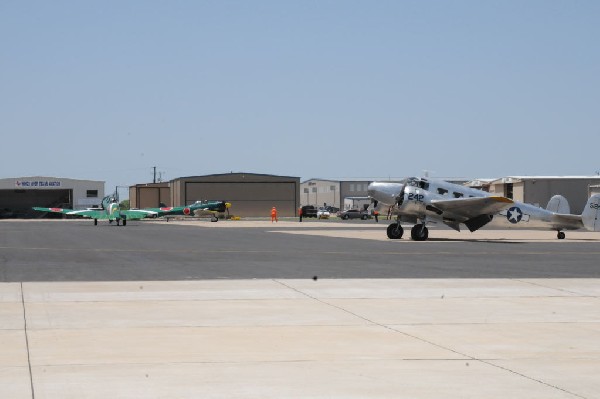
[367, 182, 404, 207]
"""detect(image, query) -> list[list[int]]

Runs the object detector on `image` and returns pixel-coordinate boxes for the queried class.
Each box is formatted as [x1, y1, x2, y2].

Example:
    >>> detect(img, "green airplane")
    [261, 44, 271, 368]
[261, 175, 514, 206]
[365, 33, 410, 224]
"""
[33, 194, 157, 226]
[145, 200, 232, 222]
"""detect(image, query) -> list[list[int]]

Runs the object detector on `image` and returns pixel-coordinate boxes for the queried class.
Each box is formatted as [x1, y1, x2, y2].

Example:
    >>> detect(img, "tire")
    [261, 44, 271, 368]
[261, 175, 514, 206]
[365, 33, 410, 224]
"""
[557, 231, 565, 239]
[410, 224, 429, 241]
[342, 215, 349, 220]
[386, 223, 403, 239]
[361, 215, 367, 220]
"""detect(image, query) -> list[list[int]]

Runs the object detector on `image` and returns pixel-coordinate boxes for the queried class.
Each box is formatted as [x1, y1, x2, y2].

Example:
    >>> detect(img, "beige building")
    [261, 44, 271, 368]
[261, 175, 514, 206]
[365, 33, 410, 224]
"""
[0, 176, 104, 218]
[301, 179, 340, 209]
[131, 173, 300, 217]
[301, 178, 409, 210]
[488, 176, 600, 214]
[129, 183, 171, 209]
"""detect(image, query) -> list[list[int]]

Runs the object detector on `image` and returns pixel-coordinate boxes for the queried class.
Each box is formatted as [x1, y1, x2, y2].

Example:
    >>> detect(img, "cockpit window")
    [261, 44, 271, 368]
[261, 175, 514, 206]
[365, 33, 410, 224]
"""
[406, 177, 429, 190]
[406, 177, 419, 187]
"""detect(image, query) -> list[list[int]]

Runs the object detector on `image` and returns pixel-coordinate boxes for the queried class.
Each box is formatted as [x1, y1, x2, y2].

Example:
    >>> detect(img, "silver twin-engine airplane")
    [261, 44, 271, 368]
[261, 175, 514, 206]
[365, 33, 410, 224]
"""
[368, 177, 600, 241]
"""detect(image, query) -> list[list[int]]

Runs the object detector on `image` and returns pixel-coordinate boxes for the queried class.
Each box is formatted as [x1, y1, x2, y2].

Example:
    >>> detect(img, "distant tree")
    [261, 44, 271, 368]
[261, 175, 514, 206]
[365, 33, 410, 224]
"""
[119, 199, 130, 210]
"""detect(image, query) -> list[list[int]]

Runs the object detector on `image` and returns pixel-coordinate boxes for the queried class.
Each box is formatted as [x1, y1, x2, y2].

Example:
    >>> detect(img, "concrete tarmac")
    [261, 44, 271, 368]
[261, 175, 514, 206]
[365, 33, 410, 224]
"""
[1, 220, 599, 398]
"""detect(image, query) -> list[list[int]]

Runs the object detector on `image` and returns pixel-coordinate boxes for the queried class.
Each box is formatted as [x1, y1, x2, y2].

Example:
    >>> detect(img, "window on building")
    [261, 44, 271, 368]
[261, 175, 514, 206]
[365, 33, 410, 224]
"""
[350, 184, 355, 191]
[86, 190, 98, 198]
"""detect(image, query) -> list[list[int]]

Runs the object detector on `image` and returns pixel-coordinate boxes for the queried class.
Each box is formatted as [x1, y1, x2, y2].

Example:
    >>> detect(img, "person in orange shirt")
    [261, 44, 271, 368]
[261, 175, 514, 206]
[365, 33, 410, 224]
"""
[271, 206, 278, 222]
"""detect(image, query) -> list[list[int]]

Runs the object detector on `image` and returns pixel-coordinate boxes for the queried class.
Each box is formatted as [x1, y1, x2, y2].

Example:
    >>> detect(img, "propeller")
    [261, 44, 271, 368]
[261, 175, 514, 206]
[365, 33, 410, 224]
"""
[224, 201, 231, 218]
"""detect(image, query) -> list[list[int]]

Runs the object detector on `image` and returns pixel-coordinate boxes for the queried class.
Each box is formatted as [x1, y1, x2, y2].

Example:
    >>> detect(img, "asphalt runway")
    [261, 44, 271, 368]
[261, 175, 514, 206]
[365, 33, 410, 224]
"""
[1, 220, 599, 282]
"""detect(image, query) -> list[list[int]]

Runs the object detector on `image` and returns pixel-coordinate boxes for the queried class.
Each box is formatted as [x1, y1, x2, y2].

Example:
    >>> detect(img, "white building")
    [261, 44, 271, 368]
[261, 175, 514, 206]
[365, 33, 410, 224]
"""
[0, 176, 104, 218]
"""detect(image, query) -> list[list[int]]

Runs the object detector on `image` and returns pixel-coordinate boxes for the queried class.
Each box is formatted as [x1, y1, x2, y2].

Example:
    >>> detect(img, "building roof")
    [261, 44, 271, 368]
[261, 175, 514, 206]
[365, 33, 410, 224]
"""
[302, 177, 406, 183]
[174, 172, 300, 180]
[490, 176, 600, 183]
[301, 177, 473, 184]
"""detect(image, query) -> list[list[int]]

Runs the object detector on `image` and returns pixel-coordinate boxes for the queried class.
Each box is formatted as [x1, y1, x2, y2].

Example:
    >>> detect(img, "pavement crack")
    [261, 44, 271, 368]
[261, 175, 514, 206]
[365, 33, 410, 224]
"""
[20, 282, 36, 399]
[273, 279, 589, 399]
[512, 278, 597, 298]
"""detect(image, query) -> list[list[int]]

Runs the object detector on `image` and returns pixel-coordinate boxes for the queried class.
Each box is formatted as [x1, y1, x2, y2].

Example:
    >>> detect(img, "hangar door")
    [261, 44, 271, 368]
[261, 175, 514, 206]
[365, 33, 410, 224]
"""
[137, 187, 170, 208]
[185, 182, 297, 217]
[0, 189, 72, 218]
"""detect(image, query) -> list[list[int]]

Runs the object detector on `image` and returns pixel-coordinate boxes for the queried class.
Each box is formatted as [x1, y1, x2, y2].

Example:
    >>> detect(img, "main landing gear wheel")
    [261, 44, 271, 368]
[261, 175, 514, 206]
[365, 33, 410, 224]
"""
[94, 219, 98, 226]
[557, 231, 565, 240]
[122, 219, 127, 226]
[411, 224, 429, 241]
[386, 223, 403, 239]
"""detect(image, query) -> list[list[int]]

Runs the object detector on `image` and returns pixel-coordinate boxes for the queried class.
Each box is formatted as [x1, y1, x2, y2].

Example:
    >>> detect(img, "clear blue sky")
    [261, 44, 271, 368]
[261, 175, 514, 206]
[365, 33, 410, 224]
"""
[1, 1, 599, 197]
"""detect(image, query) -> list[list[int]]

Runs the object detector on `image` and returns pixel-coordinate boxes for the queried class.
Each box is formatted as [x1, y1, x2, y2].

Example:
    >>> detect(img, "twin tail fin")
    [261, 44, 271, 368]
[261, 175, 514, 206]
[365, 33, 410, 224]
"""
[582, 194, 600, 232]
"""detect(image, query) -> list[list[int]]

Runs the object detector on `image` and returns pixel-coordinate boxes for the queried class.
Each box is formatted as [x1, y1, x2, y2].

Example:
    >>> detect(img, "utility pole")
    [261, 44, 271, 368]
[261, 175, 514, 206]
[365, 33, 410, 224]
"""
[153, 166, 157, 183]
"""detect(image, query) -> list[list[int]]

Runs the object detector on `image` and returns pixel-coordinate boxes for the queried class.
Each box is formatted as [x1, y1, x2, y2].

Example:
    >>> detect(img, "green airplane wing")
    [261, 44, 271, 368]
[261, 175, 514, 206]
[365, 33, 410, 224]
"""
[32, 207, 107, 219]
[143, 206, 191, 216]
[120, 209, 158, 220]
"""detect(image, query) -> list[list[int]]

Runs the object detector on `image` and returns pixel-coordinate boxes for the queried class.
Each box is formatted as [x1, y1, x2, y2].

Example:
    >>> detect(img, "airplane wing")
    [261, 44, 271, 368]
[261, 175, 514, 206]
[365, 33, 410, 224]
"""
[143, 206, 189, 217]
[430, 196, 514, 221]
[193, 207, 218, 217]
[120, 209, 158, 220]
[32, 207, 107, 219]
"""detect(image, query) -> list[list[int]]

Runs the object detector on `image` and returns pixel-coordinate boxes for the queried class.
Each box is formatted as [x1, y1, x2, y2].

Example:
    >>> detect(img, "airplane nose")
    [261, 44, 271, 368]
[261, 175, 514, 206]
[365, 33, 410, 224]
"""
[368, 182, 405, 206]
[367, 182, 379, 199]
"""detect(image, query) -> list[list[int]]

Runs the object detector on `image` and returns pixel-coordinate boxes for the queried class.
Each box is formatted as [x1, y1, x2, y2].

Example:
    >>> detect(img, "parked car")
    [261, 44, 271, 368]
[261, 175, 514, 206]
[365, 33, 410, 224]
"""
[317, 207, 330, 219]
[301, 205, 318, 218]
[337, 209, 372, 220]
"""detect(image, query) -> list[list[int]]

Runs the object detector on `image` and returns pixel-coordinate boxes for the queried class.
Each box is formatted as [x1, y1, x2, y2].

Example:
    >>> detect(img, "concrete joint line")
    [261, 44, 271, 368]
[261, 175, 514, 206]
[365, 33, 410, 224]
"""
[20, 282, 35, 399]
[512, 278, 598, 298]
[273, 279, 588, 399]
